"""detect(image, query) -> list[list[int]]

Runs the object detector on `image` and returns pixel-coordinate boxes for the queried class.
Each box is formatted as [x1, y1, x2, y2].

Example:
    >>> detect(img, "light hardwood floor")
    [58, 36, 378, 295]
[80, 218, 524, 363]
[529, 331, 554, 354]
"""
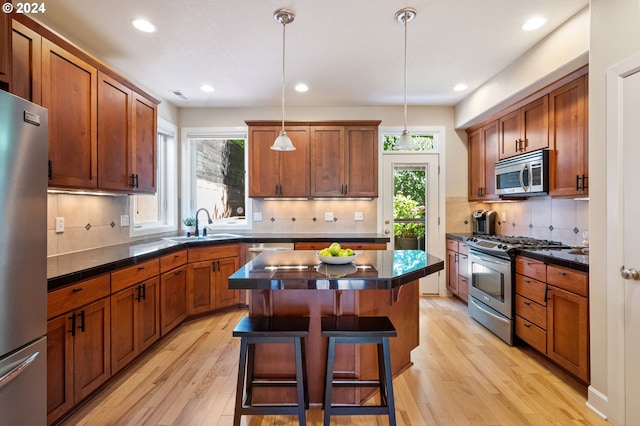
[60, 297, 609, 425]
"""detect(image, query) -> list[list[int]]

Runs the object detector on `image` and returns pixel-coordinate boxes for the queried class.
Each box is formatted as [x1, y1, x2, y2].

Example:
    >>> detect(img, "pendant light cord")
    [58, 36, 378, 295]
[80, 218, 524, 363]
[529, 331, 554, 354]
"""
[281, 21, 286, 133]
[403, 15, 408, 132]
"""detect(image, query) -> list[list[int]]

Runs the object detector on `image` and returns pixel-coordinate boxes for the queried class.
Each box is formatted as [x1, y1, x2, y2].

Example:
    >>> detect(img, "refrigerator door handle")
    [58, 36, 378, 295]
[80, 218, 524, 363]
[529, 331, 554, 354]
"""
[0, 351, 40, 391]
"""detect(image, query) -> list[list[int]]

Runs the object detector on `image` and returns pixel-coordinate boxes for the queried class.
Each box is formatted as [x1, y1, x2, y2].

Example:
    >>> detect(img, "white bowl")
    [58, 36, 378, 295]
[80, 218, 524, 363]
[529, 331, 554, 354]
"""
[317, 253, 357, 265]
[315, 263, 358, 277]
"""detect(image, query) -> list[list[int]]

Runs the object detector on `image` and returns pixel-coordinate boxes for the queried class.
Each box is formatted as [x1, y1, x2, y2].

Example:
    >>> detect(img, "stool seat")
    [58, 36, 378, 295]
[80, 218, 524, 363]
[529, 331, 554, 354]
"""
[321, 315, 397, 426]
[233, 316, 309, 426]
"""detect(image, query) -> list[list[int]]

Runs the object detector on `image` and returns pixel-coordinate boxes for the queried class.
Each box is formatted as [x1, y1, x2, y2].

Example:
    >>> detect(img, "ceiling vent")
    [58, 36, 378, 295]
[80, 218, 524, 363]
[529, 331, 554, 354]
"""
[170, 90, 188, 100]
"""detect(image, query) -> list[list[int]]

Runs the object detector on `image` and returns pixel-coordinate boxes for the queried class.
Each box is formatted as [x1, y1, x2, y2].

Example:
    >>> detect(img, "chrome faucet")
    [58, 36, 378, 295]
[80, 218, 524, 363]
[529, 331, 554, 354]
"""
[194, 208, 213, 237]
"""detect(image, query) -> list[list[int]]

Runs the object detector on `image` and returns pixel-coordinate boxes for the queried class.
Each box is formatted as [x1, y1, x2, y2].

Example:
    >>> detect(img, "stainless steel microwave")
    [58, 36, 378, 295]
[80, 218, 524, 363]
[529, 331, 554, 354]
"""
[495, 149, 549, 196]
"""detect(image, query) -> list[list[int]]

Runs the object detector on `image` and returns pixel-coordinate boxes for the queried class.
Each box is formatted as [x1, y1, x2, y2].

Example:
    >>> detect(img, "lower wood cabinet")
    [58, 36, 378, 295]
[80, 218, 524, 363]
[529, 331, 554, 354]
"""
[160, 265, 187, 336]
[293, 241, 387, 251]
[446, 238, 468, 302]
[47, 279, 111, 425]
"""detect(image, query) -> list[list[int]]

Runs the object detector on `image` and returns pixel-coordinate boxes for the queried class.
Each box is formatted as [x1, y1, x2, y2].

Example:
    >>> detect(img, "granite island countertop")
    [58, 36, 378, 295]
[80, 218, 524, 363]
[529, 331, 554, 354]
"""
[228, 249, 444, 290]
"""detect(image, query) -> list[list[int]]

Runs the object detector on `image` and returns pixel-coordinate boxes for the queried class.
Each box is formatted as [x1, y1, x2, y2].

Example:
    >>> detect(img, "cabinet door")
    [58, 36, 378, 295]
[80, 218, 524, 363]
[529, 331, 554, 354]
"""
[468, 128, 484, 200]
[521, 96, 549, 152]
[310, 126, 345, 197]
[160, 266, 187, 335]
[11, 20, 42, 104]
[132, 92, 157, 193]
[547, 286, 589, 382]
[42, 38, 98, 189]
[214, 256, 240, 309]
[345, 126, 378, 197]
[279, 126, 310, 196]
[138, 276, 160, 352]
[469, 121, 499, 201]
[110, 286, 137, 374]
[248, 126, 281, 197]
[446, 249, 458, 294]
[97, 71, 133, 191]
[0, 11, 9, 86]
[46, 314, 74, 425]
[499, 110, 521, 159]
[73, 297, 111, 402]
[187, 260, 214, 315]
[548, 75, 588, 196]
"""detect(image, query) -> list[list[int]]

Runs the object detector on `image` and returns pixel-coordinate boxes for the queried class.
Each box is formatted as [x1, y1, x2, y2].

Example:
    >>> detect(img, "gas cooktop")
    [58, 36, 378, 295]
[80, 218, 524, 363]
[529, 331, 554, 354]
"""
[467, 235, 570, 256]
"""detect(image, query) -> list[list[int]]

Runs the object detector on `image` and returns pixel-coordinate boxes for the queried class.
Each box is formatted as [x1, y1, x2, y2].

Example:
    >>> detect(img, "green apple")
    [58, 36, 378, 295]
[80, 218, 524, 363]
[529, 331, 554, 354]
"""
[328, 242, 341, 256]
[338, 249, 349, 257]
[319, 248, 332, 257]
[345, 248, 354, 256]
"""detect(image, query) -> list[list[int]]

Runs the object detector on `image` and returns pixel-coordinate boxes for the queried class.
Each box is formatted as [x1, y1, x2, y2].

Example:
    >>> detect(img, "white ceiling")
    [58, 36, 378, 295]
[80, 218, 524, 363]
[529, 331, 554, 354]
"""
[36, 0, 588, 108]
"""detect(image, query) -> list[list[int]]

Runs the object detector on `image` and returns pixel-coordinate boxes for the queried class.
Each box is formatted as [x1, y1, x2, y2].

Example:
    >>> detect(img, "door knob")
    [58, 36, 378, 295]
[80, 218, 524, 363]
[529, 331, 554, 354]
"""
[384, 220, 390, 224]
[384, 229, 390, 235]
[620, 267, 640, 280]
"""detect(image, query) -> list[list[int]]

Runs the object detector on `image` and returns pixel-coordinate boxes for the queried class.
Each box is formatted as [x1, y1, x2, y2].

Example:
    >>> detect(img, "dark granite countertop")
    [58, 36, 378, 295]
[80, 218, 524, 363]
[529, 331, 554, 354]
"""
[47, 233, 390, 290]
[228, 249, 444, 290]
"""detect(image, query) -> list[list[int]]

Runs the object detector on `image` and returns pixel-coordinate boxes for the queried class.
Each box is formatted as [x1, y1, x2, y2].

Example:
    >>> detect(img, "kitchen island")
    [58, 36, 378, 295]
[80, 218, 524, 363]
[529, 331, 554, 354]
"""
[228, 249, 444, 405]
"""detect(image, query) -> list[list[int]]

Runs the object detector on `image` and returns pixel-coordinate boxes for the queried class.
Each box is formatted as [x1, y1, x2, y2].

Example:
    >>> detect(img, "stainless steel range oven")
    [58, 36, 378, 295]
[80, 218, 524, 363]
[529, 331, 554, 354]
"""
[465, 235, 569, 345]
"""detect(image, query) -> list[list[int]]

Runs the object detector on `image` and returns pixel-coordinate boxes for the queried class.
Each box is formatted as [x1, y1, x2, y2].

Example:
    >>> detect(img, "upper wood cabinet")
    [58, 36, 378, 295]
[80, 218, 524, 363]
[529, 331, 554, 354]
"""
[0, 8, 10, 88]
[548, 75, 588, 197]
[468, 120, 499, 201]
[248, 121, 380, 198]
[248, 125, 310, 197]
[11, 20, 41, 103]
[97, 72, 157, 193]
[499, 96, 549, 159]
[42, 38, 98, 189]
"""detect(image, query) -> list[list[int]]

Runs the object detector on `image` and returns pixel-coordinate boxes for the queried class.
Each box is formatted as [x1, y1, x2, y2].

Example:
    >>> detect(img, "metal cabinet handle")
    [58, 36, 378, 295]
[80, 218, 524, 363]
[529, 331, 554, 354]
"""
[72, 287, 83, 293]
[523, 301, 531, 306]
[557, 271, 567, 276]
[78, 311, 86, 333]
[69, 313, 76, 337]
[48, 160, 53, 180]
[0, 352, 40, 391]
[621, 267, 640, 280]
[174, 269, 184, 275]
[523, 323, 531, 328]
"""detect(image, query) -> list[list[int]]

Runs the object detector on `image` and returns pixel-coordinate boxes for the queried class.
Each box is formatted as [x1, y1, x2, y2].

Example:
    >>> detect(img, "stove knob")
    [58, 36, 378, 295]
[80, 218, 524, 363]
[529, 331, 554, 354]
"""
[497, 244, 503, 249]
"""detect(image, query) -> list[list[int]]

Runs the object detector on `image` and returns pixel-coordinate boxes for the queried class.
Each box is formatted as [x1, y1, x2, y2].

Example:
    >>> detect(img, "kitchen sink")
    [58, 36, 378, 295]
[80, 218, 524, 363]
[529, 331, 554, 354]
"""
[163, 233, 243, 243]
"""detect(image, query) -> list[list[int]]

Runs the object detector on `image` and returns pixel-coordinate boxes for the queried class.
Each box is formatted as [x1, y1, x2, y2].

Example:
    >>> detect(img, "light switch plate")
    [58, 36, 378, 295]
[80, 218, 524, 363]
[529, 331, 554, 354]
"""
[324, 212, 334, 221]
[55, 217, 64, 233]
[354, 212, 364, 221]
[253, 212, 262, 221]
[501, 212, 507, 222]
[120, 215, 130, 227]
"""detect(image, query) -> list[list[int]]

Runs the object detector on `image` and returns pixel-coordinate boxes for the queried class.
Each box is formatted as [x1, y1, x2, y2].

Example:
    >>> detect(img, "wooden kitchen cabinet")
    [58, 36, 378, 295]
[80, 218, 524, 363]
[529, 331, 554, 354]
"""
[97, 71, 157, 193]
[309, 125, 379, 197]
[468, 120, 499, 201]
[0, 7, 11, 88]
[499, 96, 548, 159]
[294, 242, 387, 250]
[248, 125, 310, 197]
[46, 274, 111, 425]
[42, 38, 98, 189]
[187, 244, 241, 315]
[548, 74, 588, 197]
[160, 251, 188, 336]
[446, 238, 468, 302]
[10, 19, 41, 103]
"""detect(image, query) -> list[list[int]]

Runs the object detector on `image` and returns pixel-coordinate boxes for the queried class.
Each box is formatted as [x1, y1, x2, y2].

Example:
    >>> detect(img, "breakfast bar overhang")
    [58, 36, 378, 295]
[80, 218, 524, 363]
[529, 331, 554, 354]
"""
[228, 250, 444, 405]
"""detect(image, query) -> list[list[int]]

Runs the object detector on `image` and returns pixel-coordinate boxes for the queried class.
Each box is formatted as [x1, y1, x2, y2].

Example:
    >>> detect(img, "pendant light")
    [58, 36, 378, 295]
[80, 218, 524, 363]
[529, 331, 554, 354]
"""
[270, 8, 296, 151]
[395, 7, 417, 150]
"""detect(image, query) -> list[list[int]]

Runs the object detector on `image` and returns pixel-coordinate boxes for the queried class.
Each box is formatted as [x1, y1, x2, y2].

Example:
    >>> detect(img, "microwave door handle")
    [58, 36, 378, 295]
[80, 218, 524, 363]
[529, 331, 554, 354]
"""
[519, 164, 530, 192]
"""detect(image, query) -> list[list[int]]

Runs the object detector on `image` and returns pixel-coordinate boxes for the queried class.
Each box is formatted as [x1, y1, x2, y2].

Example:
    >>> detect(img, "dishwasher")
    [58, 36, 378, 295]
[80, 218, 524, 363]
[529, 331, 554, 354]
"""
[245, 242, 295, 261]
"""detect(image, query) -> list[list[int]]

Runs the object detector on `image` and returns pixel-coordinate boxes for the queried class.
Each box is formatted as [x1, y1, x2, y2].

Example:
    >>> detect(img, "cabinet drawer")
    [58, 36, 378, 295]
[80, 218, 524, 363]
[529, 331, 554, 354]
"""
[516, 315, 547, 354]
[547, 265, 588, 296]
[446, 239, 459, 252]
[188, 244, 240, 262]
[47, 274, 111, 319]
[294, 242, 386, 250]
[458, 275, 469, 302]
[515, 257, 546, 281]
[160, 250, 187, 274]
[111, 259, 159, 293]
[515, 295, 546, 329]
[515, 274, 547, 306]
[458, 242, 469, 255]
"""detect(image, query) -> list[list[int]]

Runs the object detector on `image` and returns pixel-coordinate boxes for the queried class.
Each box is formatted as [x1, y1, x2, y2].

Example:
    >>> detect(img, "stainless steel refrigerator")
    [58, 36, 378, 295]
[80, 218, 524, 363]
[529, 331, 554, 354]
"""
[0, 90, 48, 425]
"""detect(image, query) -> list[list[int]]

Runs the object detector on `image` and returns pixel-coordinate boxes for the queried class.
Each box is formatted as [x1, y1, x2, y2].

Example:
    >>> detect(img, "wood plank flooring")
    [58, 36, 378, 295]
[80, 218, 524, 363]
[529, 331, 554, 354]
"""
[60, 297, 609, 425]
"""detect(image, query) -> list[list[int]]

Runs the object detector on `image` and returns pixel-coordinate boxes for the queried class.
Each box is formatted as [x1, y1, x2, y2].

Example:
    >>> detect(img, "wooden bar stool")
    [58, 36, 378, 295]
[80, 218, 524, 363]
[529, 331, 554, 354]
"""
[321, 315, 397, 426]
[232, 315, 309, 426]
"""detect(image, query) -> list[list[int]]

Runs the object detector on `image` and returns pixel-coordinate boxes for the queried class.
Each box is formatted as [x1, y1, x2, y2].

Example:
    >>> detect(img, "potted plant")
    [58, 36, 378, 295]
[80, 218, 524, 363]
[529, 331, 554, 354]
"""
[183, 216, 196, 234]
[393, 192, 425, 249]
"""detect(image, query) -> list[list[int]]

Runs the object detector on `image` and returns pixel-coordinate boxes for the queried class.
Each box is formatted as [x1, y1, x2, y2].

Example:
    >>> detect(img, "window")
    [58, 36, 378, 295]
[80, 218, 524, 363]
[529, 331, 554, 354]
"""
[181, 128, 250, 231]
[383, 132, 438, 152]
[130, 118, 178, 236]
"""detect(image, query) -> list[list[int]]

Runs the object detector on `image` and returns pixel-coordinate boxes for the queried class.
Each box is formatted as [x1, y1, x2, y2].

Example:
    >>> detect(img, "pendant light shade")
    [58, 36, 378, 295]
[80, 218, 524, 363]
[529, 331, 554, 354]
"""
[394, 7, 417, 151]
[270, 8, 296, 151]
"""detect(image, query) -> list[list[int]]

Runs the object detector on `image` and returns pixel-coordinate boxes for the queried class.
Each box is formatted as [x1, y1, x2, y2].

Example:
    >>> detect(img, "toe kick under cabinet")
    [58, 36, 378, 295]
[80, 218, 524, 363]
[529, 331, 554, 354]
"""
[514, 256, 589, 383]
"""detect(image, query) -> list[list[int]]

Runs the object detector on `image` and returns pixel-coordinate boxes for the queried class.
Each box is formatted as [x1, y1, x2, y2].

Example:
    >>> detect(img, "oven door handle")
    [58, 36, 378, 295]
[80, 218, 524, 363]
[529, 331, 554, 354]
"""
[519, 163, 530, 193]
[470, 250, 509, 266]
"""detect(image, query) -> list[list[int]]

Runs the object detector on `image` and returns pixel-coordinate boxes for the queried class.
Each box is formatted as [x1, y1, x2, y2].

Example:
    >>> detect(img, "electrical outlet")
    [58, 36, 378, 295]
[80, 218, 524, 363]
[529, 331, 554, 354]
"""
[55, 217, 64, 233]
[120, 215, 130, 227]
[501, 212, 507, 223]
[324, 212, 334, 221]
[253, 212, 262, 221]
[354, 212, 364, 221]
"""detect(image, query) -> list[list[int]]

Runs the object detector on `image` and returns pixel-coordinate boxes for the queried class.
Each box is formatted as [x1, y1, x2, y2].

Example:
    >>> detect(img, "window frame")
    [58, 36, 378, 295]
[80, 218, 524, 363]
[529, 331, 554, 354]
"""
[180, 127, 252, 232]
[129, 117, 178, 237]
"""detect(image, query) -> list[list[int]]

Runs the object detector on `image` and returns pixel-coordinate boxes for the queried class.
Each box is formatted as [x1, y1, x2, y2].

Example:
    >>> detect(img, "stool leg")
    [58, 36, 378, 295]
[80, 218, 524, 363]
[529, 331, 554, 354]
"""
[323, 337, 336, 426]
[245, 341, 256, 406]
[294, 337, 306, 426]
[377, 341, 388, 407]
[233, 337, 248, 426]
[300, 336, 309, 409]
[382, 337, 397, 426]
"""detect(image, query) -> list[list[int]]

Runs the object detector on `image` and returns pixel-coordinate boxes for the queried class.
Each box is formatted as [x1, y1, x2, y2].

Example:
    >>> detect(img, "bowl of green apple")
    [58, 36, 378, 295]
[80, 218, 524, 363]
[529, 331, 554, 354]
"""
[317, 242, 357, 265]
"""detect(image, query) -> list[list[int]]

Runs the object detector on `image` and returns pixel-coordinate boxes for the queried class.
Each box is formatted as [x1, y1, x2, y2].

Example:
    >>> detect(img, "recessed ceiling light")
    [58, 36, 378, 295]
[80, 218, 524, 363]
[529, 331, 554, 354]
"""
[521, 16, 546, 31]
[200, 84, 215, 93]
[295, 83, 309, 92]
[132, 19, 156, 33]
[454, 83, 468, 92]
